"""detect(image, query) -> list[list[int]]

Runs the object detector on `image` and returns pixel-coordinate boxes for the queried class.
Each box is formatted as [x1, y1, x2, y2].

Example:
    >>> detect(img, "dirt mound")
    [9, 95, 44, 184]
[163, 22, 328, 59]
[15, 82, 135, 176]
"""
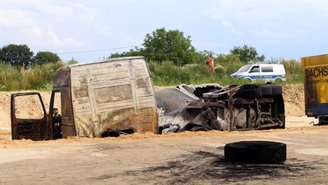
[0, 84, 306, 131]
[283, 84, 305, 117]
[0, 91, 59, 131]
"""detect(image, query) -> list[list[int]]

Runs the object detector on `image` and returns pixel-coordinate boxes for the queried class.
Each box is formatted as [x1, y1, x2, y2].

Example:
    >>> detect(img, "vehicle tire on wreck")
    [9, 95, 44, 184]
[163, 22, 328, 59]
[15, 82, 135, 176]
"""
[259, 84, 282, 97]
[260, 84, 273, 97]
[224, 141, 287, 164]
[234, 85, 262, 99]
[271, 84, 283, 95]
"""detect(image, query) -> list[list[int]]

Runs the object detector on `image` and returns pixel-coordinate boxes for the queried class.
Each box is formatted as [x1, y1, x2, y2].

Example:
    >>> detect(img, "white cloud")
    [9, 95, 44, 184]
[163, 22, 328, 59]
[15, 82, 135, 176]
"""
[205, 0, 328, 39]
[9, 0, 74, 17]
[47, 31, 87, 48]
[0, 0, 97, 26]
[119, 33, 142, 46]
[193, 41, 222, 48]
[249, 29, 286, 38]
[0, 9, 34, 28]
[20, 27, 87, 49]
[207, 0, 328, 22]
[72, 3, 95, 22]
[0, 0, 112, 53]
[221, 20, 242, 36]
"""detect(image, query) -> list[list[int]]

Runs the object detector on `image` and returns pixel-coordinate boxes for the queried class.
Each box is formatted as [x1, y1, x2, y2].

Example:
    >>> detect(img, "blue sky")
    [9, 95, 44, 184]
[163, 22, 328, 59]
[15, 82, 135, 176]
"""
[1, 0, 328, 63]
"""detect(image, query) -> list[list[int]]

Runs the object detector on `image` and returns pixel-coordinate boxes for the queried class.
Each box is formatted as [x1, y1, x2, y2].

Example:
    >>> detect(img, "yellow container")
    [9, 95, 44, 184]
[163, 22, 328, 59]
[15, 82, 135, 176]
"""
[302, 54, 328, 117]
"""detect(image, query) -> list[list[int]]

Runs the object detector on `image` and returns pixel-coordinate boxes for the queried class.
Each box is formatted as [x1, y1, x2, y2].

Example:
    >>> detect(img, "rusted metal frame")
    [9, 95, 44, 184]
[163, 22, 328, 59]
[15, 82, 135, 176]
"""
[49, 90, 60, 140]
[186, 101, 226, 109]
[246, 105, 251, 128]
[128, 60, 139, 115]
[203, 85, 240, 98]
[202, 85, 233, 95]
[11, 92, 47, 141]
[255, 112, 271, 127]
[226, 85, 242, 131]
[272, 118, 284, 127]
[256, 122, 279, 130]
[257, 98, 274, 104]
[86, 66, 98, 137]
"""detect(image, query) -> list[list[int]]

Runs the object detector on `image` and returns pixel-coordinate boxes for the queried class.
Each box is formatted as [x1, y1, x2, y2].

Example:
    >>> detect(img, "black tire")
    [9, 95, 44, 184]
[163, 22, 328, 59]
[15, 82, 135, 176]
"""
[191, 126, 210, 132]
[260, 84, 273, 97]
[244, 78, 252, 84]
[234, 85, 262, 99]
[271, 84, 283, 96]
[224, 141, 287, 164]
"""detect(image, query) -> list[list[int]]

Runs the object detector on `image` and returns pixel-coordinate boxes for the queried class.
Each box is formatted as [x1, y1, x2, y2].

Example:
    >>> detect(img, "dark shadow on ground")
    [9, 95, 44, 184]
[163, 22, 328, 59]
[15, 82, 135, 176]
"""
[94, 148, 320, 184]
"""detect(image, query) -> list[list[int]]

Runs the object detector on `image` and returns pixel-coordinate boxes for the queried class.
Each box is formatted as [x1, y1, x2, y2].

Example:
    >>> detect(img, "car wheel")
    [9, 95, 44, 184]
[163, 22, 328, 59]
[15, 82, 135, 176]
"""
[224, 141, 287, 164]
[244, 78, 252, 84]
[275, 78, 283, 83]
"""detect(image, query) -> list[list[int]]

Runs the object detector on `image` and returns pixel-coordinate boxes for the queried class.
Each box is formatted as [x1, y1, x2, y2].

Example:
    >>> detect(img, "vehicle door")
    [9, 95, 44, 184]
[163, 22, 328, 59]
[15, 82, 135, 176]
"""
[11, 92, 48, 141]
[260, 65, 274, 82]
[248, 65, 260, 81]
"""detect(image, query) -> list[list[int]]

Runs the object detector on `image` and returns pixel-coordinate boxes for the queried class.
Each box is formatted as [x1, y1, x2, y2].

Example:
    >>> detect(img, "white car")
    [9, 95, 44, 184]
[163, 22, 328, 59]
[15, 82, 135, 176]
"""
[230, 63, 287, 83]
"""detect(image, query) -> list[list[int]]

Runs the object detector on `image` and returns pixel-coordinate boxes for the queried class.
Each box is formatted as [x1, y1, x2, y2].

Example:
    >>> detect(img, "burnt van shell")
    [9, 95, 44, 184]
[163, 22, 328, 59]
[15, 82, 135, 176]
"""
[11, 56, 158, 141]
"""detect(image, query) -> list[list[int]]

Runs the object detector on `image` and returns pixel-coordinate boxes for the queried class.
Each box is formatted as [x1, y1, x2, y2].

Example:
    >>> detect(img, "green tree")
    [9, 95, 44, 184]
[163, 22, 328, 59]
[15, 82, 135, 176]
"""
[142, 28, 198, 65]
[109, 46, 142, 58]
[67, 57, 78, 65]
[0, 44, 34, 67]
[110, 28, 200, 65]
[33, 51, 61, 65]
[216, 54, 241, 64]
[198, 50, 216, 59]
[230, 45, 265, 63]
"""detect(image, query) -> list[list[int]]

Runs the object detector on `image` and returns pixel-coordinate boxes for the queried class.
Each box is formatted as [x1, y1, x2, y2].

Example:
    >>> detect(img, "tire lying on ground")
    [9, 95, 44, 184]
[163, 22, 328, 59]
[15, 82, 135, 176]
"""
[224, 141, 287, 164]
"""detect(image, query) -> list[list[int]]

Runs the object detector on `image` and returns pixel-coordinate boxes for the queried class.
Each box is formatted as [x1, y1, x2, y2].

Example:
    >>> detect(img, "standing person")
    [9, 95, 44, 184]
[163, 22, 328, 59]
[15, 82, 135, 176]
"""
[207, 55, 215, 73]
[52, 107, 62, 139]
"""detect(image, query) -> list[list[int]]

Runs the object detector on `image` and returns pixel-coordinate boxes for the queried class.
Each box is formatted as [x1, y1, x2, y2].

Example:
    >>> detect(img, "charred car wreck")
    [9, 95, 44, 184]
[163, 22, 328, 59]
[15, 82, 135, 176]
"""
[10, 56, 285, 141]
[156, 83, 285, 134]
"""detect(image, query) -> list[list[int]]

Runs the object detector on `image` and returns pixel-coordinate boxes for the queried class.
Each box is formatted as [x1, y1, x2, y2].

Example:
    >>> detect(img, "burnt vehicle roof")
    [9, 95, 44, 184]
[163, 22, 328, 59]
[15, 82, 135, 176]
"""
[68, 56, 145, 68]
[53, 56, 146, 89]
[155, 88, 199, 115]
[155, 83, 223, 115]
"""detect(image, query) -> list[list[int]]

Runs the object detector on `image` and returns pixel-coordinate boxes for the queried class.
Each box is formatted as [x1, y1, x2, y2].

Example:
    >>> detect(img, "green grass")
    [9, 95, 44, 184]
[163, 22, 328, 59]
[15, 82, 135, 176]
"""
[149, 59, 303, 86]
[0, 61, 65, 91]
[0, 59, 303, 91]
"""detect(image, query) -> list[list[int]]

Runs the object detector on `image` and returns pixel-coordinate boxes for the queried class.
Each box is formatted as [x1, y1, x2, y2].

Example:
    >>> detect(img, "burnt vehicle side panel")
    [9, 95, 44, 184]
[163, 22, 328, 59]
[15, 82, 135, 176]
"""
[11, 92, 48, 141]
[11, 57, 158, 140]
[68, 57, 158, 137]
[53, 66, 76, 138]
[50, 57, 158, 138]
[302, 54, 328, 119]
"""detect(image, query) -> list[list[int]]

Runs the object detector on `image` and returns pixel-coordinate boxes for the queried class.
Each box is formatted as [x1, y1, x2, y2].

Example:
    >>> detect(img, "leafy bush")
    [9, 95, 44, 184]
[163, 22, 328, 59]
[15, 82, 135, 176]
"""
[33, 51, 61, 65]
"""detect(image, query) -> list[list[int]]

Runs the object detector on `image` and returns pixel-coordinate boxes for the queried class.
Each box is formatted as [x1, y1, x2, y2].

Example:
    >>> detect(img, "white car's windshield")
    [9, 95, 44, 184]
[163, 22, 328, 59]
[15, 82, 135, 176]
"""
[237, 65, 252, 72]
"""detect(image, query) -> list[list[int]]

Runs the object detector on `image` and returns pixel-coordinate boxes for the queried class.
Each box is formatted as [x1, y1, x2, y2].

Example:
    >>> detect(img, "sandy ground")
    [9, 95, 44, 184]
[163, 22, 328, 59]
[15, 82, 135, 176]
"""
[2, 84, 328, 184]
[1, 121, 328, 185]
